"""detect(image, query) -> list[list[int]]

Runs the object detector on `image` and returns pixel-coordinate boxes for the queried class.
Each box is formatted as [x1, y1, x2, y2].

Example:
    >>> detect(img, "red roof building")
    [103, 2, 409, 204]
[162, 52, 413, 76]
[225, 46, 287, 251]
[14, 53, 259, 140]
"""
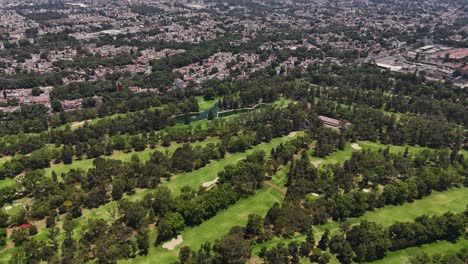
[17, 223, 32, 229]
[319, 115, 341, 128]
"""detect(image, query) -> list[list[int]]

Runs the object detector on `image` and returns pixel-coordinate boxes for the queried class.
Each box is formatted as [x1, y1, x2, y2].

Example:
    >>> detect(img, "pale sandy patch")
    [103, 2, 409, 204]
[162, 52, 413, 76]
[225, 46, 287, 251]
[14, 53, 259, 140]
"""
[33, 218, 47, 230]
[311, 193, 320, 197]
[288, 131, 298, 138]
[311, 160, 323, 167]
[363, 188, 371, 193]
[162, 235, 183, 250]
[71, 120, 89, 130]
[202, 177, 219, 188]
[351, 143, 362, 150]
[4, 206, 12, 211]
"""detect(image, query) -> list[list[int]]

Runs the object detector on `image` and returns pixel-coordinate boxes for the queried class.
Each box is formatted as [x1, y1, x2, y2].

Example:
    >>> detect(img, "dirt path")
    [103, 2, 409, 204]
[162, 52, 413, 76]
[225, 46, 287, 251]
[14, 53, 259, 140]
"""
[0, 243, 14, 254]
[263, 181, 286, 196]
[249, 256, 256, 264]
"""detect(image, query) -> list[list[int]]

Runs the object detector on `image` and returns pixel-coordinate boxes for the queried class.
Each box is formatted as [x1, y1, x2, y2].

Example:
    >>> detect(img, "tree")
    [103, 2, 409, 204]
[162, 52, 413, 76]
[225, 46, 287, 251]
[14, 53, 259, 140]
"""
[61, 145, 74, 164]
[179, 246, 193, 264]
[171, 144, 194, 172]
[409, 252, 432, 264]
[31, 87, 43, 96]
[51, 100, 63, 112]
[346, 221, 390, 262]
[203, 88, 216, 101]
[21, 170, 44, 196]
[29, 225, 38, 235]
[263, 243, 290, 264]
[136, 227, 149, 255]
[245, 214, 263, 238]
[81, 97, 96, 108]
[48, 227, 60, 251]
[214, 228, 251, 264]
[111, 178, 125, 200]
[329, 234, 345, 254]
[337, 241, 354, 264]
[150, 187, 174, 217]
[0, 210, 9, 228]
[0, 228, 6, 247]
[207, 109, 215, 120]
[318, 229, 330, 250]
[156, 212, 185, 244]
[319, 252, 331, 264]
[299, 241, 313, 257]
[119, 200, 147, 229]
[11, 228, 29, 246]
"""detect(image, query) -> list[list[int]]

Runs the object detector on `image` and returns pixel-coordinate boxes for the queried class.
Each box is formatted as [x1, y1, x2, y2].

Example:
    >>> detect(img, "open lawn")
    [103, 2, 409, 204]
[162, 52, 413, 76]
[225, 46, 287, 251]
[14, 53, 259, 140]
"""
[252, 187, 468, 257]
[126, 167, 287, 264]
[0, 178, 16, 189]
[273, 97, 294, 107]
[44, 137, 221, 177]
[196, 96, 220, 112]
[368, 237, 467, 264]
[5, 133, 303, 262]
[309, 141, 435, 166]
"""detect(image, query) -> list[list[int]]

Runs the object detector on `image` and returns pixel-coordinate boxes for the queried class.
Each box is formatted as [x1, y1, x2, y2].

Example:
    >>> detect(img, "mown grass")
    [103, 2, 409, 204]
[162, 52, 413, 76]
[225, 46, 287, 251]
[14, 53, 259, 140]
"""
[368, 237, 467, 264]
[196, 96, 220, 112]
[251, 187, 468, 260]
[309, 141, 435, 166]
[44, 137, 221, 177]
[0, 178, 16, 189]
[0, 133, 303, 262]
[126, 161, 288, 264]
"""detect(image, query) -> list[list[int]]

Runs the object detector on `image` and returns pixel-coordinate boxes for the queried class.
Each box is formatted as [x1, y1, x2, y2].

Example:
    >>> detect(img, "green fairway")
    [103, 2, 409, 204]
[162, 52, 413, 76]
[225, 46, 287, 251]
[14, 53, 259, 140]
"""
[369, 237, 467, 264]
[196, 96, 219, 111]
[273, 97, 294, 107]
[126, 171, 286, 264]
[357, 187, 468, 227]
[87, 133, 301, 219]
[44, 137, 221, 176]
[0, 178, 16, 188]
[309, 141, 435, 166]
[252, 187, 468, 256]
[17, 132, 302, 263]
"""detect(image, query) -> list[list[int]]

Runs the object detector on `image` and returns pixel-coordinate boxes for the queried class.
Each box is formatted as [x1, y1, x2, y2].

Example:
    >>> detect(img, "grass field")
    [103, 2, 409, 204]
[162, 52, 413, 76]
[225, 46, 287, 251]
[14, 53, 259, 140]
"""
[44, 137, 221, 176]
[368, 237, 467, 264]
[2, 113, 466, 264]
[309, 141, 433, 166]
[196, 96, 220, 112]
[0, 178, 16, 189]
[0, 133, 304, 262]
[251, 187, 468, 258]
[126, 164, 288, 264]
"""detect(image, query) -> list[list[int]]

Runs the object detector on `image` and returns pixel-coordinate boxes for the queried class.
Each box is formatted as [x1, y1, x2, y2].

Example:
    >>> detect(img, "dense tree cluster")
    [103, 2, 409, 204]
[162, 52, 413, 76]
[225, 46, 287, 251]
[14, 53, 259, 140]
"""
[409, 248, 468, 264]
[296, 149, 465, 223]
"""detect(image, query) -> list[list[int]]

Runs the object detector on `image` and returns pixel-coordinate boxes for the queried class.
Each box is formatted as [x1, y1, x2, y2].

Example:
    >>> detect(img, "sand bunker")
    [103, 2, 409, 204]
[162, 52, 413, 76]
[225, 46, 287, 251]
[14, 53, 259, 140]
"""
[202, 177, 219, 188]
[310, 193, 320, 197]
[71, 121, 86, 130]
[311, 160, 323, 167]
[351, 143, 362, 150]
[162, 235, 183, 250]
[363, 188, 371, 193]
[288, 131, 298, 138]
[4, 206, 12, 211]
